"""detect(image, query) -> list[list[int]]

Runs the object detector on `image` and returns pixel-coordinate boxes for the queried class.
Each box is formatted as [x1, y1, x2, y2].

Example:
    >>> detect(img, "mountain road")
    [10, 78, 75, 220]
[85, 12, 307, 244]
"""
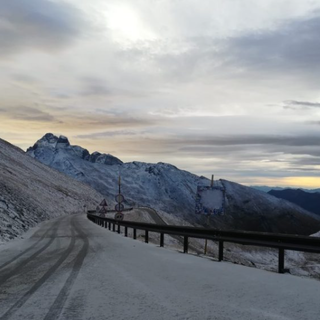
[0, 214, 319, 320]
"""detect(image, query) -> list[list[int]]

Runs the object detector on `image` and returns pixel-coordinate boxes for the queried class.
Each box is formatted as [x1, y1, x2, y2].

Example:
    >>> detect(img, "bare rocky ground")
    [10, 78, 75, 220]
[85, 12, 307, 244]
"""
[0, 138, 103, 243]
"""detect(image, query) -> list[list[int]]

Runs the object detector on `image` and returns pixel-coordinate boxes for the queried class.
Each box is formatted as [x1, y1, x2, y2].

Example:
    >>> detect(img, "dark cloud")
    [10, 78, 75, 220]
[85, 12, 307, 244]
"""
[0, 106, 55, 122]
[285, 100, 320, 108]
[0, 0, 87, 57]
[165, 135, 320, 147]
[91, 133, 320, 161]
[226, 14, 320, 80]
[136, 13, 320, 84]
[283, 100, 320, 111]
[289, 157, 320, 166]
[112, 134, 320, 171]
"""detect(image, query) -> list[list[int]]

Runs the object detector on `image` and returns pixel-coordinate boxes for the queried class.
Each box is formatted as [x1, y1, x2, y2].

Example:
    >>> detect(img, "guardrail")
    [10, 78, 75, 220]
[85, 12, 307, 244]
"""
[87, 213, 320, 274]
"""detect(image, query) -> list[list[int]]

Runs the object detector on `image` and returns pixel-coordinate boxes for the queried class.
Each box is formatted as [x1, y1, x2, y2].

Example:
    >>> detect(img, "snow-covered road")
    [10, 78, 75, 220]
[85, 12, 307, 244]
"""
[0, 214, 319, 320]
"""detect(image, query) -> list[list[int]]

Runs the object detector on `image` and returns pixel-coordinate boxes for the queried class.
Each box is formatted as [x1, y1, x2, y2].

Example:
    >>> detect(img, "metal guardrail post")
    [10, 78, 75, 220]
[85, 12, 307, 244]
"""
[117, 223, 120, 234]
[145, 230, 149, 243]
[160, 233, 164, 247]
[184, 236, 188, 253]
[108, 222, 111, 230]
[112, 223, 115, 232]
[133, 228, 137, 239]
[125, 227, 128, 237]
[219, 241, 224, 261]
[278, 248, 285, 274]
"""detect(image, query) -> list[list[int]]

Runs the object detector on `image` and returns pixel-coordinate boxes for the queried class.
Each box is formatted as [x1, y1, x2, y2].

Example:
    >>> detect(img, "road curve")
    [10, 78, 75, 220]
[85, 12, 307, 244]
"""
[0, 214, 319, 320]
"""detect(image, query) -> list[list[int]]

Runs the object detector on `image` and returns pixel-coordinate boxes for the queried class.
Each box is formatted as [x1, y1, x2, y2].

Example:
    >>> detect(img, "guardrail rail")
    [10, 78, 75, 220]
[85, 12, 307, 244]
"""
[87, 213, 320, 274]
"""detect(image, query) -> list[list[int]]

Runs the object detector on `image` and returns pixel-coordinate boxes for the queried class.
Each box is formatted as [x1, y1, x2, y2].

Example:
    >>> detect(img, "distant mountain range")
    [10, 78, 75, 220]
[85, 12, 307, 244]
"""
[251, 186, 320, 193]
[268, 189, 320, 217]
[25, 133, 320, 235]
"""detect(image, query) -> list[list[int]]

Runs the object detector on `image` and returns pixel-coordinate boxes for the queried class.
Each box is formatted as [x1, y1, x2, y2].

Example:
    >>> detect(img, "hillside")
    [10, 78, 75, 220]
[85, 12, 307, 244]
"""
[268, 189, 320, 216]
[27, 133, 320, 235]
[0, 138, 103, 242]
[252, 186, 320, 193]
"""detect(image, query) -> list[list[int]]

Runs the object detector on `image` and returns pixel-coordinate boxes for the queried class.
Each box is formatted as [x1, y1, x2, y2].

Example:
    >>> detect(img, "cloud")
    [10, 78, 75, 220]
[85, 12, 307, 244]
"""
[307, 121, 320, 126]
[164, 135, 320, 147]
[10, 73, 39, 84]
[48, 110, 162, 131]
[283, 100, 320, 110]
[76, 130, 146, 139]
[226, 14, 320, 81]
[0, 0, 88, 57]
[0, 106, 56, 122]
[2, 1, 320, 187]
[77, 77, 149, 99]
[80, 84, 112, 97]
[123, 11, 320, 86]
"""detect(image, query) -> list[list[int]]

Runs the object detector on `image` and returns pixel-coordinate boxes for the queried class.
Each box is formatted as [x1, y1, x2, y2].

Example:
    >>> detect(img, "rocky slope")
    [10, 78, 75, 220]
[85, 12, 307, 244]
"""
[0, 138, 103, 242]
[26, 133, 320, 235]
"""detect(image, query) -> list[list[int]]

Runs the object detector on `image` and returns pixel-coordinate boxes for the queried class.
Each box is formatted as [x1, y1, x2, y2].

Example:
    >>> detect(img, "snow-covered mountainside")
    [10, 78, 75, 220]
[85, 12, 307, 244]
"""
[0, 138, 103, 242]
[27, 133, 320, 235]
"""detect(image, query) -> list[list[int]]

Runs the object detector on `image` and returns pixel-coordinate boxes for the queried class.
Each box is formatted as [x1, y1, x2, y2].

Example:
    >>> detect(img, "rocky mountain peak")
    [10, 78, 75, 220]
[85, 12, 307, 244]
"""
[27, 133, 123, 166]
[56, 135, 70, 148]
[42, 133, 58, 143]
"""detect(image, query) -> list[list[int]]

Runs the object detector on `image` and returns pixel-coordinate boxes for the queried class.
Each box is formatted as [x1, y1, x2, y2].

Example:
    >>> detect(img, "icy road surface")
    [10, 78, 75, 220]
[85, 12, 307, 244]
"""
[0, 214, 319, 320]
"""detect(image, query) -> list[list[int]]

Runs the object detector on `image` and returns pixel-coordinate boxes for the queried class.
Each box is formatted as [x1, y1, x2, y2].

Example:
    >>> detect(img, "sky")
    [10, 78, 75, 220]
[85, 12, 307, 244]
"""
[1, 0, 320, 188]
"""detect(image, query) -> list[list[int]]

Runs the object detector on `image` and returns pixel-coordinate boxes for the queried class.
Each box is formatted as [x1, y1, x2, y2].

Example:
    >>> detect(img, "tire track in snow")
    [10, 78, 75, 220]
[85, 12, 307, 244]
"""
[43, 218, 89, 320]
[0, 217, 67, 271]
[0, 219, 61, 286]
[0, 216, 78, 320]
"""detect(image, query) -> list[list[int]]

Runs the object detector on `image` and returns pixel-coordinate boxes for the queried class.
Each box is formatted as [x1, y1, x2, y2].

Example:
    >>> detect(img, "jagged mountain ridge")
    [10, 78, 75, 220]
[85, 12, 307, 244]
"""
[27, 133, 320, 235]
[27, 133, 123, 166]
[0, 137, 103, 242]
[252, 185, 320, 193]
